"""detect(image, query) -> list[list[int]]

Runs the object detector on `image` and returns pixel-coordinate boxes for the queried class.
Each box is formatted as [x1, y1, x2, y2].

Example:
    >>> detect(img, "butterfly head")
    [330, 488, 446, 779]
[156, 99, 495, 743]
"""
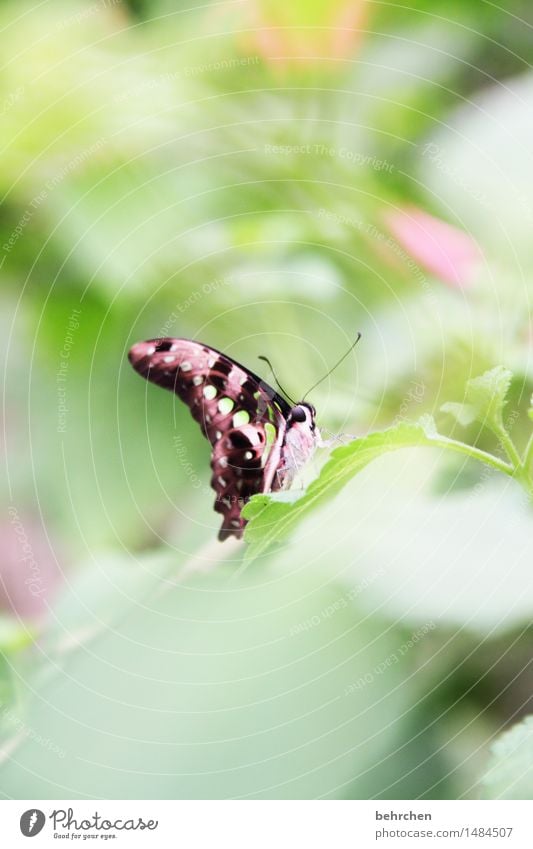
[288, 402, 317, 432]
[283, 402, 321, 474]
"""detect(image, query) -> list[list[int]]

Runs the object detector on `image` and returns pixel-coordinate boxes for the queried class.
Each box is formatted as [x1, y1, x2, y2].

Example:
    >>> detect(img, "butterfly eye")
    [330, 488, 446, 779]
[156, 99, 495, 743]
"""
[290, 405, 307, 423]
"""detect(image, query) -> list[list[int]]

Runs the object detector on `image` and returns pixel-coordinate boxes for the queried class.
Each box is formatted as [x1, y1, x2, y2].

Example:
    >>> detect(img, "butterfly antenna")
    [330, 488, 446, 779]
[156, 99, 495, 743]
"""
[258, 355, 297, 405]
[302, 332, 362, 401]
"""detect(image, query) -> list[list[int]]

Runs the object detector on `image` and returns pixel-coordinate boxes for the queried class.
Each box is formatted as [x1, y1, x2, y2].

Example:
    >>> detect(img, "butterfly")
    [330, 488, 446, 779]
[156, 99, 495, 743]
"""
[128, 337, 322, 541]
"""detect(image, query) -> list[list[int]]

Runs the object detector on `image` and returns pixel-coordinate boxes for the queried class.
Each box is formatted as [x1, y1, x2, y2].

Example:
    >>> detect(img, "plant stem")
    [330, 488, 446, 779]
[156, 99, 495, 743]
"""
[523, 431, 533, 478]
[430, 435, 515, 478]
[491, 422, 524, 471]
[488, 423, 533, 498]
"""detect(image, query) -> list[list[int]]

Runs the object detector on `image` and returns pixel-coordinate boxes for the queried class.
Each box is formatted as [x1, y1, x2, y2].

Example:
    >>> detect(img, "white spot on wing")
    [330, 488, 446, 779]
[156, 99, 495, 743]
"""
[218, 397, 234, 415]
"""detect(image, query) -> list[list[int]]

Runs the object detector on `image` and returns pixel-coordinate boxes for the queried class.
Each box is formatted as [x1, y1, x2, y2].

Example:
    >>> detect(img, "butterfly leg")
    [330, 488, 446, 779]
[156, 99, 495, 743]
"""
[318, 427, 358, 448]
[275, 465, 289, 490]
[285, 443, 309, 491]
[274, 455, 301, 490]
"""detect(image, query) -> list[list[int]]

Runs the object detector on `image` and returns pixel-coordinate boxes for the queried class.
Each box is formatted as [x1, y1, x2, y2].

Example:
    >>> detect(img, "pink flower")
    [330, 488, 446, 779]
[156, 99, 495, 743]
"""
[385, 206, 482, 288]
[0, 510, 62, 621]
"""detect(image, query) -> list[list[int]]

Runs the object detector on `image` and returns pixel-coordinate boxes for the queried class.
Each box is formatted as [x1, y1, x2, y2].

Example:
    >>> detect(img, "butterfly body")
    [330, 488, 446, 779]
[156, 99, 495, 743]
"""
[128, 338, 320, 540]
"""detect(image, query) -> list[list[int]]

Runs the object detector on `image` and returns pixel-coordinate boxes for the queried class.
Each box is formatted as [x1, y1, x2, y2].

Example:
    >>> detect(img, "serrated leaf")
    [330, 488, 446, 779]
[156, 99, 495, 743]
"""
[444, 366, 512, 431]
[243, 417, 474, 563]
[466, 366, 512, 425]
[481, 715, 533, 799]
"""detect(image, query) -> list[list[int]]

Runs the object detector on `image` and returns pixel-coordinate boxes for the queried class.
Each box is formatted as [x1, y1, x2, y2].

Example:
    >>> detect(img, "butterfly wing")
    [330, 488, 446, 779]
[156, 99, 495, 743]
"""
[128, 337, 291, 540]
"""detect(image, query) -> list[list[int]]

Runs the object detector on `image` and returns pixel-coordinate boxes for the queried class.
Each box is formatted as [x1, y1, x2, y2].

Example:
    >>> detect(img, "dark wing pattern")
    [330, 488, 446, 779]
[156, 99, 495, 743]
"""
[128, 337, 291, 540]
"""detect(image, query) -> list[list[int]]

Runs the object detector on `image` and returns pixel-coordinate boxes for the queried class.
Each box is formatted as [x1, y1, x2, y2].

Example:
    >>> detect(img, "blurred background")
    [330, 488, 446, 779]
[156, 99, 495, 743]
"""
[1, 0, 533, 799]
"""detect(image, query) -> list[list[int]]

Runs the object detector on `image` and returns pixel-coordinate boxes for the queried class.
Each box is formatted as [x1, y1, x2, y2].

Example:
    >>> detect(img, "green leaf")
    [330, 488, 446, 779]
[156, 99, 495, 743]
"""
[419, 71, 533, 269]
[243, 415, 509, 563]
[529, 394, 533, 422]
[296, 452, 532, 635]
[481, 715, 533, 799]
[0, 553, 428, 800]
[442, 366, 512, 431]
[465, 367, 513, 427]
[440, 401, 477, 427]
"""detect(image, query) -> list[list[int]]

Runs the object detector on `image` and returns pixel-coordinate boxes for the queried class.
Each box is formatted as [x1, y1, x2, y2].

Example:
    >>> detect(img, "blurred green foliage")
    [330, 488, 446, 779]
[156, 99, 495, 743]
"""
[1, 0, 533, 799]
